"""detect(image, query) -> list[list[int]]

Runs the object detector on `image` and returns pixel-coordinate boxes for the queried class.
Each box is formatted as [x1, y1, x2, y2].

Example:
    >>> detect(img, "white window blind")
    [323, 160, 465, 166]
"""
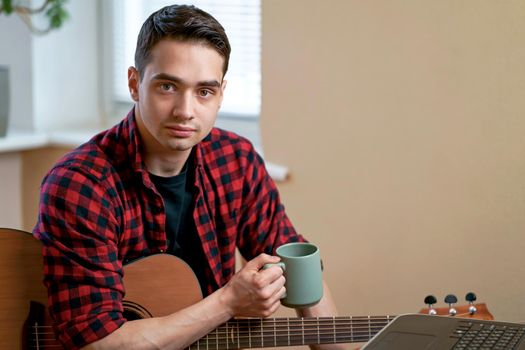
[111, 0, 261, 117]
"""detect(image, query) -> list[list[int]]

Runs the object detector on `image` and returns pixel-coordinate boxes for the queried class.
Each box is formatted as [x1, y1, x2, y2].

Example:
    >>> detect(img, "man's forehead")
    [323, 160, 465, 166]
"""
[145, 39, 225, 80]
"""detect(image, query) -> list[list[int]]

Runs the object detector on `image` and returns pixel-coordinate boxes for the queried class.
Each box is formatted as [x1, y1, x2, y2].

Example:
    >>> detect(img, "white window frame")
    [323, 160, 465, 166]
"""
[99, 0, 261, 133]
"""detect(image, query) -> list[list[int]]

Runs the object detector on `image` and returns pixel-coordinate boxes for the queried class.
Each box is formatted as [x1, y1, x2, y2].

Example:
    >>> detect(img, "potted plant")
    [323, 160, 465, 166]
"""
[0, 0, 69, 35]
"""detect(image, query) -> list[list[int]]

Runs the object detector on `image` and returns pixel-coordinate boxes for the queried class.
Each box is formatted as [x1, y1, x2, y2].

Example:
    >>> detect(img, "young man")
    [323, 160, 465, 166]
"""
[34, 4, 343, 350]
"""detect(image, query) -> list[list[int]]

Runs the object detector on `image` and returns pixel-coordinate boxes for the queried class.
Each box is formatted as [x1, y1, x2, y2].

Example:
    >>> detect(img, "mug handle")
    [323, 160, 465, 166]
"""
[262, 262, 286, 272]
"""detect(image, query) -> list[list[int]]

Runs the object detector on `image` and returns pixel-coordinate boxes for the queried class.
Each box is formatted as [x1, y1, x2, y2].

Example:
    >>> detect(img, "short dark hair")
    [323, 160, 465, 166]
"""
[134, 4, 231, 79]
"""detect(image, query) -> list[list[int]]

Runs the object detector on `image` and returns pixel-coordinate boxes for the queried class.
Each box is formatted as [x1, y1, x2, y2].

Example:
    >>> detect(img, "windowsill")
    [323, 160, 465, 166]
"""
[0, 127, 289, 181]
[0, 131, 50, 153]
[0, 129, 100, 153]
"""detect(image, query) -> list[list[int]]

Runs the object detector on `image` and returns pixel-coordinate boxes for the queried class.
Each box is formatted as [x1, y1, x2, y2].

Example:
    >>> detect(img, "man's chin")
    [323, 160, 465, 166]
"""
[165, 140, 196, 152]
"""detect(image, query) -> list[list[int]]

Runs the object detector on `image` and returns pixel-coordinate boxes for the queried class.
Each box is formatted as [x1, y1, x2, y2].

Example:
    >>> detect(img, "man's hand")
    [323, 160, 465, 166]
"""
[219, 253, 286, 318]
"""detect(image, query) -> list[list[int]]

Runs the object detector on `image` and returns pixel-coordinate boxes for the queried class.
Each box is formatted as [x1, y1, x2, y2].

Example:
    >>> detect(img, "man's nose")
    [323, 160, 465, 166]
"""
[173, 92, 194, 120]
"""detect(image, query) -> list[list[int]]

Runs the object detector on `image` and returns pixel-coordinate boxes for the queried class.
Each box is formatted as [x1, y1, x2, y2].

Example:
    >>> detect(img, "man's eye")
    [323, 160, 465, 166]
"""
[199, 89, 213, 97]
[160, 83, 174, 91]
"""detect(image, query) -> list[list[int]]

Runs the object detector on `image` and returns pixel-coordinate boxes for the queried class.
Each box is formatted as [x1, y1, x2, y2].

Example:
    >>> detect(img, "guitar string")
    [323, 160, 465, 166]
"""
[25, 322, 398, 349]
[27, 335, 375, 349]
[27, 329, 390, 344]
[28, 325, 392, 345]
[28, 311, 474, 347]
[28, 328, 391, 341]
[30, 322, 394, 335]
[27, 309, 478, 332]
[28, 320, 393, 336]
[27, 338, 361, 349]
[30, 315, 396, 328]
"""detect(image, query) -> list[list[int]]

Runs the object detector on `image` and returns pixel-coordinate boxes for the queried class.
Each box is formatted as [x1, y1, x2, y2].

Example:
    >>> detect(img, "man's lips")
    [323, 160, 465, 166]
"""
[165, 125, 197, 138]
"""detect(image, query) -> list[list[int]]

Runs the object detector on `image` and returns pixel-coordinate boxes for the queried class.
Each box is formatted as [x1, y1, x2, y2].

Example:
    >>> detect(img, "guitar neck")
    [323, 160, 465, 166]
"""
[188, 316, 395, 349]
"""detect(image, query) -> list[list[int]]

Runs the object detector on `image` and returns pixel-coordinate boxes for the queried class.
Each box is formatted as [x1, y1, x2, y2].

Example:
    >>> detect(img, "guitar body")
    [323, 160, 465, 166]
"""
[122, 253, 203, 318]
[0, 228, 48, 349]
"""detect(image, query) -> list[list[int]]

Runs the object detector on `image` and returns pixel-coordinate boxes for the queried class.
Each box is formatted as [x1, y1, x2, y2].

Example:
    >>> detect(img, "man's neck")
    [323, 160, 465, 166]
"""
[145, 150, 191, 177]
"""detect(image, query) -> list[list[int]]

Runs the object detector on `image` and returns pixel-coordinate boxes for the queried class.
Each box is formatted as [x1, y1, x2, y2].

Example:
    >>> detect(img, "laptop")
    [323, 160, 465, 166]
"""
[361, 313, 525, 350]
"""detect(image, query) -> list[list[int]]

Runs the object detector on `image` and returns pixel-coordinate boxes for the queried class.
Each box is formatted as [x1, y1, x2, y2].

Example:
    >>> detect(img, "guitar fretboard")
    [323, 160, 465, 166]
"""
[188, 316, 395, 349]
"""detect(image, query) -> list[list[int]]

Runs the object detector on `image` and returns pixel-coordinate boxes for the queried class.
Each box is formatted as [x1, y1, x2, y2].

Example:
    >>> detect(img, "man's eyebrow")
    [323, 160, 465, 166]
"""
[151, 73, 222, 88]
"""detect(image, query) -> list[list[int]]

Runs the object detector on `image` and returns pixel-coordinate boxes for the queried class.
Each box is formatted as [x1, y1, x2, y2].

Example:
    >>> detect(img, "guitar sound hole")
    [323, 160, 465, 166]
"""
[122, 300, 153, 320]
[123, 309, 143, 321]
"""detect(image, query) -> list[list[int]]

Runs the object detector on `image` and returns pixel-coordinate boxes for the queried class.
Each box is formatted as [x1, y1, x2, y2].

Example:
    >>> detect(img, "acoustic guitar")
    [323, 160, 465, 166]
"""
[0, 228, 493, 349]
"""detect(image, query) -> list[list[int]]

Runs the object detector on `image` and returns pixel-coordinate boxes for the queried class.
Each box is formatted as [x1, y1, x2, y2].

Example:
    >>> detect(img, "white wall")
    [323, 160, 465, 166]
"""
[0, 0, 100, 133]
[0, 14, 34, 131]
[32, 0, 101, 131]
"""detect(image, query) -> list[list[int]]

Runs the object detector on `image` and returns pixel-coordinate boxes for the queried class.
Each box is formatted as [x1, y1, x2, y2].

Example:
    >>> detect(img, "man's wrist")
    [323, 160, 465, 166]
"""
[213, 285, 236, 319]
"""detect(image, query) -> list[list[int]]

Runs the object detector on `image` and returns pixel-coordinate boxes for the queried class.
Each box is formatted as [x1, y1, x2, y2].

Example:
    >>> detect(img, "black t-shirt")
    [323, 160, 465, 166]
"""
[149, 161, 208, 294]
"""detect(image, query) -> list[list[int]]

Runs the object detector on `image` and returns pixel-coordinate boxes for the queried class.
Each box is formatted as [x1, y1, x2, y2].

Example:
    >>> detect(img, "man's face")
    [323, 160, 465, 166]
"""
[129, 39, 226, 155]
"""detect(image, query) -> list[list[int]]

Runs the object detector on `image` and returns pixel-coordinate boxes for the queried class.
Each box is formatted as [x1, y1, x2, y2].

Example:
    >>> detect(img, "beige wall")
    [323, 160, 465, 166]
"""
[0, 147, 71, 231]
[21, 147, 72, 231]
[0, 153, 23, 228]
[262, 0, 525, 323]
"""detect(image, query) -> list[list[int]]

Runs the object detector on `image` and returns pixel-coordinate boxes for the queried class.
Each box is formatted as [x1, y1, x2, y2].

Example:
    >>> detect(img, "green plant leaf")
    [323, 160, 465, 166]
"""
[45, 1, 69, 29]
[1, 0, 14, 14]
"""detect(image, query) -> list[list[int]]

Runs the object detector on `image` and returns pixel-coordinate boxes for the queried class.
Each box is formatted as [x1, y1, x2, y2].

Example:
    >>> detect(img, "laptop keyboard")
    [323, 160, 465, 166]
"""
[451, 320, 525, 349]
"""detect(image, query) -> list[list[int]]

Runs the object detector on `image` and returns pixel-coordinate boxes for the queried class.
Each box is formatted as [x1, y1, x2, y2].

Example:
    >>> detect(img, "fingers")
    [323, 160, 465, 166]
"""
[246, 253, 280, 270]
[250, 276, 286, 318]
[220, 253, 286, 318]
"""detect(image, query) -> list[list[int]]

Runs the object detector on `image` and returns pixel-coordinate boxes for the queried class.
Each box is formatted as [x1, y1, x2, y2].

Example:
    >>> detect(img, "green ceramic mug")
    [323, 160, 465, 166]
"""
[265, 242, 323, 308]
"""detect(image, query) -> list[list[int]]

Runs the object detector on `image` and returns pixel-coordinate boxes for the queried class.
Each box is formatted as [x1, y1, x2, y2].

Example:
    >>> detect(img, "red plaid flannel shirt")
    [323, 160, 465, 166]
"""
[33, 109, 304, 349]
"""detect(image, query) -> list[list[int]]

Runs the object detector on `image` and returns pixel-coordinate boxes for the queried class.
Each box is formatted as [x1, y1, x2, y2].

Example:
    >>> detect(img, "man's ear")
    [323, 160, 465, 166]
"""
[128, 67, 140, 101]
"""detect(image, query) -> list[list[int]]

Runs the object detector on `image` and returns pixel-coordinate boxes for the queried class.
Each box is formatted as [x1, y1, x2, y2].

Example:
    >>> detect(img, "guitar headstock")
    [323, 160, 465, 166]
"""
[418, 293, 494, 320]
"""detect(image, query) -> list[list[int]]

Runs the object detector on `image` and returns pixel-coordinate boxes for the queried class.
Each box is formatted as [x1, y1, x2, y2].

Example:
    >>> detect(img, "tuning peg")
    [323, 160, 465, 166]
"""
[465, 292, 477, 315]
[465, 292, 477, 303]
[424, 295, 438, 316]
[444, 294, 458, 316]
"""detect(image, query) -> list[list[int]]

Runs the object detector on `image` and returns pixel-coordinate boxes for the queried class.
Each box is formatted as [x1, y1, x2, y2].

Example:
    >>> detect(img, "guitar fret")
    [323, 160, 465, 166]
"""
[368, 316, 371, 341]
[260, 319, 263, 347]
[287, 318, 291, 346]
[248, 319, 252, 348]
[215, 325, 219, 350]
[236, 320, 240, 348]
[273, 318, 276, 346]
[301, 318, 305, 345]
[225, 321, 229, 350]
[317, 317, 320, 344]
[350, 316, 354, 342]
[34, 322, 40, 350]
[333, 316, 336, 343]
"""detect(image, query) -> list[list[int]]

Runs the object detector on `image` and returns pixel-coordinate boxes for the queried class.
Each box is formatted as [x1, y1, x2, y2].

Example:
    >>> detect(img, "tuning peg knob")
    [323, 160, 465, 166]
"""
[424, 295, 437, 305]
[465, 292, 477, 303]
[444, 294, 457, 316]
[424, 295, 438, 316]
[466, 292, 477, 315]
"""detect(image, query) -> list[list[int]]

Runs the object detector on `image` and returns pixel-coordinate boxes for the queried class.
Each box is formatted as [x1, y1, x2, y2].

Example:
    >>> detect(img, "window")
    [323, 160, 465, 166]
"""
[105, 0, 261, 125]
